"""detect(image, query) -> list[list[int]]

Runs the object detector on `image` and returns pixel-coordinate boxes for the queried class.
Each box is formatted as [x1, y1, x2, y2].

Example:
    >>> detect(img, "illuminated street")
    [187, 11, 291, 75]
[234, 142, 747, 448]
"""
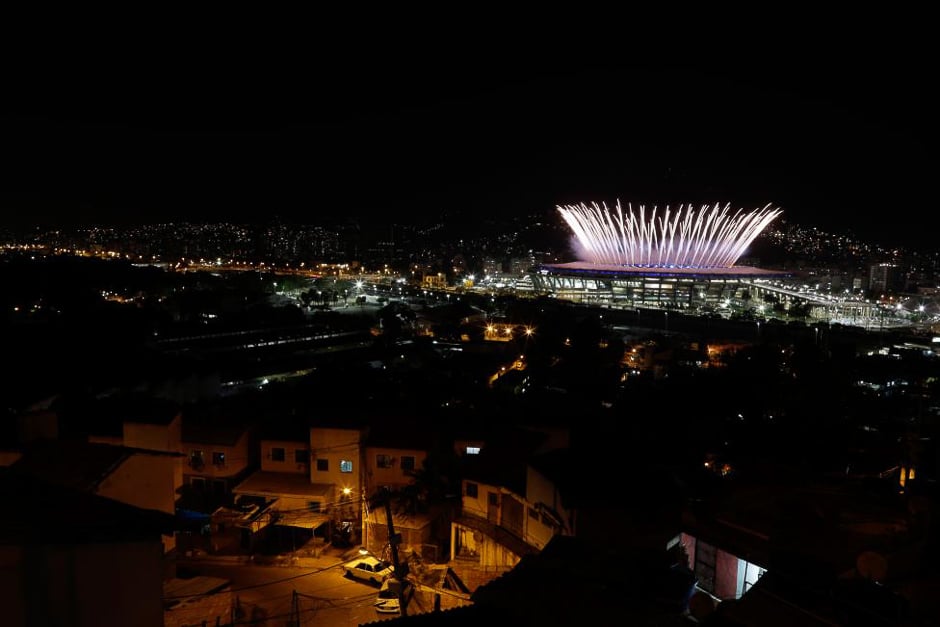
[176, 559, 403, 627]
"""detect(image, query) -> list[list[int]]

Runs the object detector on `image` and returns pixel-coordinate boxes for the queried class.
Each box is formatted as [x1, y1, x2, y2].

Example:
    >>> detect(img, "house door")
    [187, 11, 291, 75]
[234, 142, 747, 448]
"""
[487, 492, 499, 523]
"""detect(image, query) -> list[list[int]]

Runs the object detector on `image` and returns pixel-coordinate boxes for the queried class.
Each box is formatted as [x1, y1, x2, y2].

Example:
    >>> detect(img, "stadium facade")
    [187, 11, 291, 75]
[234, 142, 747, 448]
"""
[529, 202, 791, 308]
[530, 261, 791, 308]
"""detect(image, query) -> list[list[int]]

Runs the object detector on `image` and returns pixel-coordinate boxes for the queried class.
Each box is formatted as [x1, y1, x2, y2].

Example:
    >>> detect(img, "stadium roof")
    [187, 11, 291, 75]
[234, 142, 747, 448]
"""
[540, 262, 790, 280]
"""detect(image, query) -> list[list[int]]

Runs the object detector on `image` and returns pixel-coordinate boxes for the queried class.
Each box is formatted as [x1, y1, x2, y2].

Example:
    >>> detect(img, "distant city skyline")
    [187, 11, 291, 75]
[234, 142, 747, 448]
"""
[3, 55, 938, 249]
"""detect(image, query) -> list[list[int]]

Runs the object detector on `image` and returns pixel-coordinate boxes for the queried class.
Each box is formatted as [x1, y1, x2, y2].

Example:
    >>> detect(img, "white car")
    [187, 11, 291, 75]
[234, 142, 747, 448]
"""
[342, 556, 394, 584]
[374, 578, 412, 613]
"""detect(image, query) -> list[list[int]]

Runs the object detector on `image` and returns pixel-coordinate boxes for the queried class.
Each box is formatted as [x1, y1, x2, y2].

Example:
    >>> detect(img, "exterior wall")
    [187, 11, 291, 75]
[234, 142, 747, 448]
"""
[525, 465, 572, 533]
[97, 455, 179, 553]
[183, 430, 252, 480]
[0, 540, 164, 627]
[462, 478, 559, 550]
[522, 503, 555, 550]
[451, 522, 521, 569]
[715, 549, 740, 601]
[124, 414, 182, 453]
[260, 439, 308, 474]
[123, 415, 184, 503]
[365, 516, 433, 556]
[99, 455, 178, 515]
[461, 479, 499, 520]
[309, 427, 362, 497]
[679, 533, 696, 570]
[682, 532, 767, 601]
[364, 445, 427, 494]
[268, 494, 325, 514]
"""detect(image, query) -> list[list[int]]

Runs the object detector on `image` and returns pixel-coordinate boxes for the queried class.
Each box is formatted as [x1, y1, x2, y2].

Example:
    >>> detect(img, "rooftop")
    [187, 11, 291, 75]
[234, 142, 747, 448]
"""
[0, 468, 177, 545]
[232, 471, 332, 499]
[11, 439, 182, 493]
[540, 261, 790, 280]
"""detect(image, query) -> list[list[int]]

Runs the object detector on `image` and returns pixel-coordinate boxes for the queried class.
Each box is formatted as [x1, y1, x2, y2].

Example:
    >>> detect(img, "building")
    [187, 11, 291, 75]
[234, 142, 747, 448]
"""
[231, 427, 330, 548]
[0, 469, 176, 627]
[450, 426, 571, 579]
[361, 427, 440, 558]
[229, 421, 368, 551]
[181, 416, 256, 512]
[869, 262, 903, 296]
[309, 424, 367, 544]
[680, 466, 935, 624]
[10, 439, 184, 555]
[531, 263, 790, 309]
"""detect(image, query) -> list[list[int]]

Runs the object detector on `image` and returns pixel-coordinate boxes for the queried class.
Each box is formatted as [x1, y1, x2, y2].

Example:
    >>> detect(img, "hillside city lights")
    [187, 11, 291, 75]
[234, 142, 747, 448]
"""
[558, 201, 782, 268]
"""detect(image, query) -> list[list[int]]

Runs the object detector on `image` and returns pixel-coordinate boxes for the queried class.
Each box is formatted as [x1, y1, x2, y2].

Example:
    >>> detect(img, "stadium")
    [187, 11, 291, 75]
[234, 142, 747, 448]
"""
[531, 201, 792, 309]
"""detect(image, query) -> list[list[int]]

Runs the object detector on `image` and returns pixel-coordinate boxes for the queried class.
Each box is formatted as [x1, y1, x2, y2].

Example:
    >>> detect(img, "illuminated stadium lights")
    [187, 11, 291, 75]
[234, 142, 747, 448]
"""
[558, 201, 782, 268]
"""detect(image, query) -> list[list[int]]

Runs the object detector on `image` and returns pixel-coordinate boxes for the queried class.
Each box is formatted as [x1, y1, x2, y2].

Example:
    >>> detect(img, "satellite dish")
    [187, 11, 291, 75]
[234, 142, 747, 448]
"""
[857, 550, 888, 583]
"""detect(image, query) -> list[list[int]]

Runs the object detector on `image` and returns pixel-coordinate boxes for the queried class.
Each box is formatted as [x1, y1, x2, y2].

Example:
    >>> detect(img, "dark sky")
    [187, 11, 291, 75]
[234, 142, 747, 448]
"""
[2, 34, 938, 248]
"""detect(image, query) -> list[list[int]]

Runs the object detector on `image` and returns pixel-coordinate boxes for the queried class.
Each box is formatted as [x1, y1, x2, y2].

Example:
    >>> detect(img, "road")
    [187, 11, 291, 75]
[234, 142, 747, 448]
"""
[175, 559, 401, 627]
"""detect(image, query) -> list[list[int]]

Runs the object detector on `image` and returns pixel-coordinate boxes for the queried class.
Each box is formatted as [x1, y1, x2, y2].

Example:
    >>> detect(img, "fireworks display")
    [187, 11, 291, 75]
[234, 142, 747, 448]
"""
[558, 201, 782, 268]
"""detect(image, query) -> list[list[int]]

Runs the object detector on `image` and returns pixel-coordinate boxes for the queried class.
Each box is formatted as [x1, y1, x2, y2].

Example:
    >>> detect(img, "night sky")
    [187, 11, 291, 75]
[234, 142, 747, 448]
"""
[3, 36, 938, 248]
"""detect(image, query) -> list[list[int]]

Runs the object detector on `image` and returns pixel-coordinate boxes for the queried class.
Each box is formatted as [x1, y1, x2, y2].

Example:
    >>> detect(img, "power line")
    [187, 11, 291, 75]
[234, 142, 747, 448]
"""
[162, 561, 342, 601]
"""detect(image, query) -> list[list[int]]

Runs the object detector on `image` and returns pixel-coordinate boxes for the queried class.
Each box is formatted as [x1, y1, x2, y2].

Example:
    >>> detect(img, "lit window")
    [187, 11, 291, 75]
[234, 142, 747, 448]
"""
[271, 447, 285, 462]
[401, 455, 416, 471]
[340, 460, 353, 473]
[465, 446, 481, 455]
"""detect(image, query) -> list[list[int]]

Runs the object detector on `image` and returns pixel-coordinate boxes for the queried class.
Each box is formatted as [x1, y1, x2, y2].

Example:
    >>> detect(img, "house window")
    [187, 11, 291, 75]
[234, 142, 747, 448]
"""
[340, 460, 353, 473]
[488, 492, 499, 506]
[528, 507, 539, 520]
[316, 458, 329, 472]
[212, 452, 226, 466]
[295, 449, 308, 464]
[465, 482, 478, 498]
[271, 447, 285, 462]
[190, 450, 204, 467]
[401, 455, 416, 471]
[308, 501, 321, 512]
[377, 454, 394, 468]
[466, 446, 481, 455]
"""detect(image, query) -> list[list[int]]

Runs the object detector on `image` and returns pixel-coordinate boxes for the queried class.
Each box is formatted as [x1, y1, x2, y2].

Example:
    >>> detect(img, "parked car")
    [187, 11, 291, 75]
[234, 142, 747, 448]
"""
[374, 578, 413, 614]
[342, 556, 394, 584]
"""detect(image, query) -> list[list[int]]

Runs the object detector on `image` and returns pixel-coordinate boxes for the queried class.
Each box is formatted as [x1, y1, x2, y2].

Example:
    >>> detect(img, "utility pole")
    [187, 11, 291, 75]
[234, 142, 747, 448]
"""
[373, 486, 412, 616]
